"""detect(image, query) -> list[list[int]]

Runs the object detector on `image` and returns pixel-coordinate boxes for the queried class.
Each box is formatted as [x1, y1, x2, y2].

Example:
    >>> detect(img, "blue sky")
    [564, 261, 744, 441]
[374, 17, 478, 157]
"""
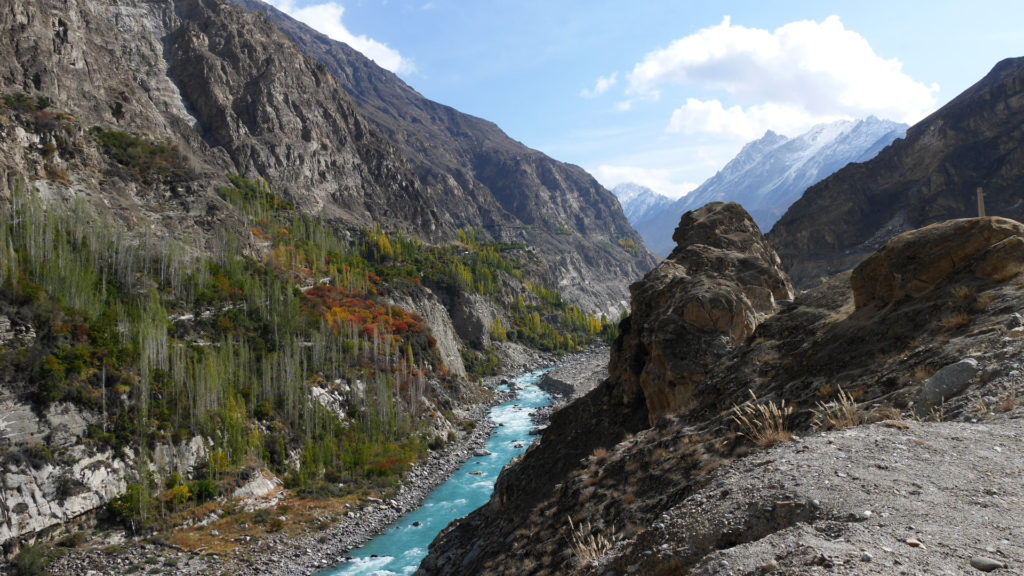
[265, 1, 1022, 198]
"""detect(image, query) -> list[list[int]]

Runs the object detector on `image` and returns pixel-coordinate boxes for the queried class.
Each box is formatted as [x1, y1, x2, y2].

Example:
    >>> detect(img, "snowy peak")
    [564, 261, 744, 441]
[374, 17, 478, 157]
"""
[612, 183, 674, 226]
[632, 117, 907, 257]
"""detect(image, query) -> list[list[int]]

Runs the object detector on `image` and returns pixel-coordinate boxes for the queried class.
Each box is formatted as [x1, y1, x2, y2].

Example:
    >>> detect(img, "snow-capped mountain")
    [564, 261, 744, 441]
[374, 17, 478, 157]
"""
[633, 117, 907, 256]
[612, 183, 674, 226]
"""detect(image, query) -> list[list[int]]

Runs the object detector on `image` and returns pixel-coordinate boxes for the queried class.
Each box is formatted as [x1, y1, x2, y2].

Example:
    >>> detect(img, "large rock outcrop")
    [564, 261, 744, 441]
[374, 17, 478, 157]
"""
[770, 57, 1024, 288]
[611, 202, 793, 422]
[420, 202, 793, 575]
[421, 211, 1024, 575]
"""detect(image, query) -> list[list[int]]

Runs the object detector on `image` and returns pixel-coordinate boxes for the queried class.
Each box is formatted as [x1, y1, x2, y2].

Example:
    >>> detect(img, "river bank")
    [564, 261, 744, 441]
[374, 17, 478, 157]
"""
[48, 366, 553, 576]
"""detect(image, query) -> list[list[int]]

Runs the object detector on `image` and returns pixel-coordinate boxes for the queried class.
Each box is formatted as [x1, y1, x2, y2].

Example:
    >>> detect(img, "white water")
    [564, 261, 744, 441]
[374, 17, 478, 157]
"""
[319, 370, 551, 575]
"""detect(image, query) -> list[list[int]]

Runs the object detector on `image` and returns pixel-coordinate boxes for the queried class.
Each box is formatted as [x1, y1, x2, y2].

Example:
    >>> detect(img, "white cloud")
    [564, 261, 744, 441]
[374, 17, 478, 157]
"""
[580, 73, 618, 99]
[627, 15, 937, 137]
[592, 165, 697, 200]
[667, 98, 846, 140]
[265, 1, 414, 75]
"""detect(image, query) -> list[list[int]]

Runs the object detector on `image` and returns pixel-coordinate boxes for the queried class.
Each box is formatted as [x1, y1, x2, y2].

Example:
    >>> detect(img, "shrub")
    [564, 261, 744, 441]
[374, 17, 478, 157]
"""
[188, 479, 219, 503]
[88, 127, 188, 183]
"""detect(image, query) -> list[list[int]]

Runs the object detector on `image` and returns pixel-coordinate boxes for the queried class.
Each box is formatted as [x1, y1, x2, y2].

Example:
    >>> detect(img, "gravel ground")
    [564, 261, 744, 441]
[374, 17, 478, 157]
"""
[596, 413, 1024, 576]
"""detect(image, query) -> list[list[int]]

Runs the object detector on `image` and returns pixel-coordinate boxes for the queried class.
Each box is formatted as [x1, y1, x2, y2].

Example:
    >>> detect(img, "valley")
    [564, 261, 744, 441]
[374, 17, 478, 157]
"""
[1, 1, 1023, 575]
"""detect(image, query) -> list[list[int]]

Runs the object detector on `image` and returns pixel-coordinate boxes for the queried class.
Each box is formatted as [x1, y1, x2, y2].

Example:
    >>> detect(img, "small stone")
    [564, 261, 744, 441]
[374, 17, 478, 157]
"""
[905, 538, 922, 547]
[970, 556, 1006, 572]
[861, 552, 873, 562]
[210, 529, 219, 537]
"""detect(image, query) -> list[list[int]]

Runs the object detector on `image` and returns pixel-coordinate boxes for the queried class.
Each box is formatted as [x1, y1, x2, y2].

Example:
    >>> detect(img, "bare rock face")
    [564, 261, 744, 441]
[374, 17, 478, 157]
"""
[852, 217, 1024, 309]
[422, 211, 1024, 575]
[228, 0, 657, 316]
[771, 57, 1024, 288]
[611, 202, 793, 422]
[387, 290, 467, 378]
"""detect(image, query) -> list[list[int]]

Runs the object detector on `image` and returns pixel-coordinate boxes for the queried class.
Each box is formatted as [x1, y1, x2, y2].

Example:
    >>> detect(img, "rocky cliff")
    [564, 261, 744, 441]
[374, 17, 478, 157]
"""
[1, 0, 652, 317]
[770, 57, 1024, 288]
[420, 204, 1024, 575]
[230, 0, 656, 316]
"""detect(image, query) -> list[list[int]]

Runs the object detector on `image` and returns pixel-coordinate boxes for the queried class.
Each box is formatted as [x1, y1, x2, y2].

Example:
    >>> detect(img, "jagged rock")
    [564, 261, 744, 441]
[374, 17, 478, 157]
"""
[231, 468, 281, 503]
[43, 402, 92, 449]
[449, 292, 500, 349]
[421, 207, 1024, 575]
[151, 436, 209, 480]
[388, 290, 467, 377]
[611, 202, 793, 422]
[0, 448, 129, 545]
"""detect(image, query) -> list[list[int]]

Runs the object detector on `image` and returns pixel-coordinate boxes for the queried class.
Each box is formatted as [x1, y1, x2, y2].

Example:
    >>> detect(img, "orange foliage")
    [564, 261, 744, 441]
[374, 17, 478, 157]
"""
[303, 285, 427, 339]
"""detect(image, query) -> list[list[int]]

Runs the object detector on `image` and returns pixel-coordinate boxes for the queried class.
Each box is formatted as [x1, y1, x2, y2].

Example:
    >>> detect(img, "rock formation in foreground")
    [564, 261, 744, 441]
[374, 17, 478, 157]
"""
[770, 57, 1024, 288]
[419, 204, 1024, 575]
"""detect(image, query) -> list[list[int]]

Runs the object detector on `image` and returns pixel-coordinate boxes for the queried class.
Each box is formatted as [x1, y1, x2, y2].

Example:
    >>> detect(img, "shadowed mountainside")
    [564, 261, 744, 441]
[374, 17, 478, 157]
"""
[770, 57, 1024, 288]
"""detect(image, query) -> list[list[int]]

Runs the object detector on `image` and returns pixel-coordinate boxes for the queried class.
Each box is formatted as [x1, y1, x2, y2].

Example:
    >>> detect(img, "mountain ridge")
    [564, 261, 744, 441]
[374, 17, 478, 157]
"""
[633, 117, 906, 256]
[770, 56, 1024, 288]
[610, 182, 673, 226]
[229, 0, 656, 316]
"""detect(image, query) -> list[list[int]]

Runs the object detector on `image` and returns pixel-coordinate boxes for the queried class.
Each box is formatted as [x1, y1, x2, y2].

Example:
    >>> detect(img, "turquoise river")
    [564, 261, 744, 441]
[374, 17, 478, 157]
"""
[319, 369, 552, 576]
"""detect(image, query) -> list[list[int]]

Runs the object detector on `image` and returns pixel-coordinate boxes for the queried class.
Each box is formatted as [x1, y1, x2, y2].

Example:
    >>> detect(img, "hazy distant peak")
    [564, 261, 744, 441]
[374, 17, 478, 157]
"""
[612, 183, 673, 226]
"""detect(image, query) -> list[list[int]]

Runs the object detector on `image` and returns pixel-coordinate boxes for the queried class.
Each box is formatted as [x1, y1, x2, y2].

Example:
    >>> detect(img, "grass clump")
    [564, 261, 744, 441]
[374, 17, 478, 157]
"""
[811, 387, 862, 430]
[729, 391, 794, 448]
[566, 516, 613, 567]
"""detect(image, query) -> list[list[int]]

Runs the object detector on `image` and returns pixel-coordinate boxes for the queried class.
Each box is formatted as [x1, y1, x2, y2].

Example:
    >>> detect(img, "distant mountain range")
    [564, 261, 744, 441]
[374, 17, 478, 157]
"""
[611, 183, 673, 225]
[630, 117, 907, 257]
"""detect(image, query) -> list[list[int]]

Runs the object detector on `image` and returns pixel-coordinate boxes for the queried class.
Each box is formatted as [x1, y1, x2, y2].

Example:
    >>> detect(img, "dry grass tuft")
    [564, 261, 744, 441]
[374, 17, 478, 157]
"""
[591, 447, 609, 463]
[811, 387, 862, 430]
[973, 292, 994, 311]
[952, 285, 976, 302]
[940, 311, 970, 331]
[913, 364, 937, 382]
[869, 406, 904, 423]
[998, 388, 1019, 413]
[730, 391, 794, 448]
[567, 516, 614, 567]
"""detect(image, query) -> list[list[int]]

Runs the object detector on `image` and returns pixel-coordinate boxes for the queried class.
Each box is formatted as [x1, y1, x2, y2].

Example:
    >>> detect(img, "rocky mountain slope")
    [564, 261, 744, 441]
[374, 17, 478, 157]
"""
[770, 57, 1024, 289]
[610, 183, 673, 228]
[230, 0, 655, 316]
[635, 117, 905, 256]
[419, 202, 1024, 575]
[0, 0, 639, 563]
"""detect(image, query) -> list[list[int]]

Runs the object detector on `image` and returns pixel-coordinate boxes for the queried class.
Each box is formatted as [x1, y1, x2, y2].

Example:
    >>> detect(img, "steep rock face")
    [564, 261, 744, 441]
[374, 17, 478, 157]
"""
[387, 291, 467, 378]
[771, 57, 1024, 288]
[165, 0, 438, 231]
[635, 118, 905, 256]
[419, 202, 791, 575]
[228, 0, 656, 315]
[421, 212, 1024, 575]
[611, 202, 793, 422]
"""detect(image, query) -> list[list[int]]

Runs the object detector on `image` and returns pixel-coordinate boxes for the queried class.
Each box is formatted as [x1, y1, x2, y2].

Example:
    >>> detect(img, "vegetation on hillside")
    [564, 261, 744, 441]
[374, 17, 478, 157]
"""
[0, 169, 618, 536]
